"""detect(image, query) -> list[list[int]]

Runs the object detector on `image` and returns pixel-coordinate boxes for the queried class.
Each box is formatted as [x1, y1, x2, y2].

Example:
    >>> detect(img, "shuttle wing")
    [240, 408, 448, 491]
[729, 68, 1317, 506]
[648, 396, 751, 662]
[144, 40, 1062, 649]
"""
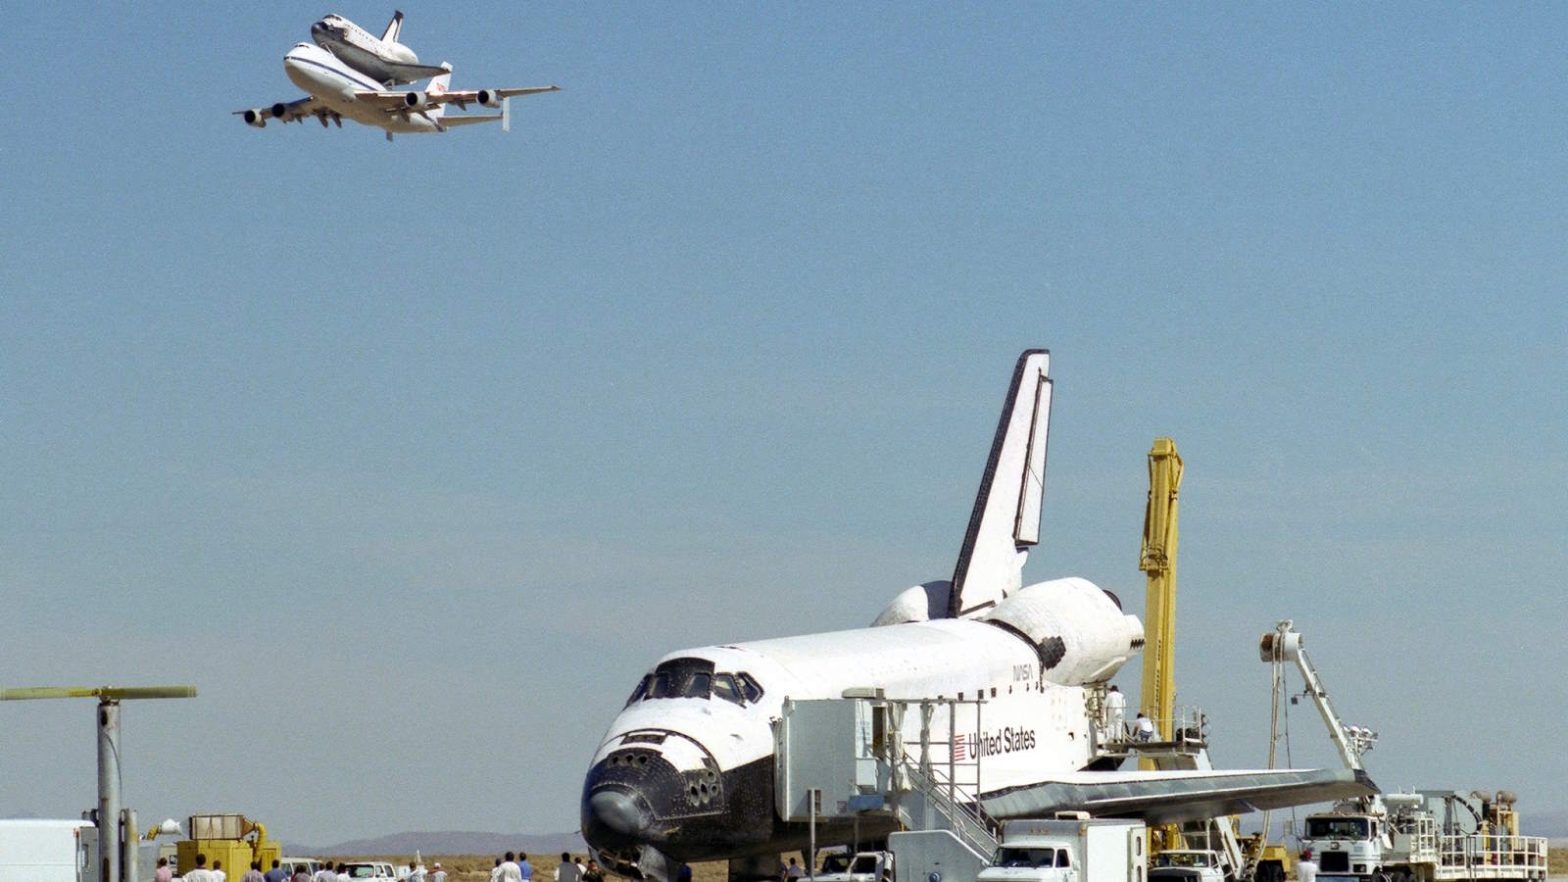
[947, 349, 1052, 618]
[380, 60, 455, 84]
[979, 767, 1375, 825]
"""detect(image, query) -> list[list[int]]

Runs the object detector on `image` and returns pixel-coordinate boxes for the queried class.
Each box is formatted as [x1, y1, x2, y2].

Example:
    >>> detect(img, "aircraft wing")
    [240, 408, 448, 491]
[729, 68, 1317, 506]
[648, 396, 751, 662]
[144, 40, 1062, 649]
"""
[355, 85, 561, 113]
[381, 61, 457, 86]
[443, 85, 562, 103]
[979, 767, 1375, 825]
[233, 96, 319, 124]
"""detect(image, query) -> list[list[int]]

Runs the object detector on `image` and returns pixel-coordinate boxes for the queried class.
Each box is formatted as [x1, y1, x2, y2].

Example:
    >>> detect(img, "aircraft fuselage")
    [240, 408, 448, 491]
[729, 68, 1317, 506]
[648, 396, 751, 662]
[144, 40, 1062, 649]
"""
[582, 578, 1139, 877]
[282, 43, 441, 134]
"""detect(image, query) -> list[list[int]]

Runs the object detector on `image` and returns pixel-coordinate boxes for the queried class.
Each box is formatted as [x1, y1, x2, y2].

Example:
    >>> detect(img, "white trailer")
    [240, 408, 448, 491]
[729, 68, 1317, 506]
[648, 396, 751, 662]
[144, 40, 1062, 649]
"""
[978, 818, 1149, 882]
[0, 821, 96, 882]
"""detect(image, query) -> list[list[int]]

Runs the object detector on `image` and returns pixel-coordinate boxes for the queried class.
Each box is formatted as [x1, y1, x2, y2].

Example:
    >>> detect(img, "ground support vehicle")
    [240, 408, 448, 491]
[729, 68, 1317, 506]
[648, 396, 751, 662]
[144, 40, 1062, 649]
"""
[341, 863, 398, 882]
[977, 818, 1149, 882]
[1148, 850, 1226, 882]
[0, 820, 96, 882]
[1300, 792, 1548, 882]
[816, 851, 894, 882]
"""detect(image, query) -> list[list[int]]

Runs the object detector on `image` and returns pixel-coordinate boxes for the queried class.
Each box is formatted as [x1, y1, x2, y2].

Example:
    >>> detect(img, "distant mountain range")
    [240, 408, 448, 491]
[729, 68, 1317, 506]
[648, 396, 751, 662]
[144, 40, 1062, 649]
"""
[282, 832, 586, 858]
[1521, 809, 1567, 838]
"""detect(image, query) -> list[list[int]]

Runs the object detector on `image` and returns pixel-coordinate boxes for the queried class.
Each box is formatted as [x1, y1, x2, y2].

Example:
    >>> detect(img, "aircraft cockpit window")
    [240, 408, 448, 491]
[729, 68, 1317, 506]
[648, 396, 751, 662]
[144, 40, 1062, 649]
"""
[649, 657, 717, 700]
[682, 670, 712, 699]
[650, 669, 676, 699]
[737, 672, 764, 703]
[625, 675, 652, 707]
[712, 674, 742, 704]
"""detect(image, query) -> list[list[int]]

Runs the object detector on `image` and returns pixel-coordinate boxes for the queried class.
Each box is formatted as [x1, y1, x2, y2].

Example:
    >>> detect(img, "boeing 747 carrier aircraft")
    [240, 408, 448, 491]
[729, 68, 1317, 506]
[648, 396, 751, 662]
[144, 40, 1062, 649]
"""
[581, 351, 1374, 882]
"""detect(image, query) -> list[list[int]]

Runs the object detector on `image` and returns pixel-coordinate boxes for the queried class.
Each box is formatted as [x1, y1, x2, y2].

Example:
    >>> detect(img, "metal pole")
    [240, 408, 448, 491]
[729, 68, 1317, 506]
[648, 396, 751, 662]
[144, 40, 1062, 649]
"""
[98, 700, 121, 882]
[947, 701, 956, 807]
[123, 809, 138, 882]
[808, 789, 819, 882]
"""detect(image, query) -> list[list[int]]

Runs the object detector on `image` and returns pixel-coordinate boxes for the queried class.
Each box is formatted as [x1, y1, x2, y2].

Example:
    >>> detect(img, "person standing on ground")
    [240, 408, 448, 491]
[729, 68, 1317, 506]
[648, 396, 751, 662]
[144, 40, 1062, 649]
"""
[517, 854, 532, 882]
[499, 852, 523, 882]
[290, 864, 311, 882]
[314, 864, 337, 882]
[580, 862, 603, 882]
[490, 859, 503, 882]
[213, 860, 226, 882]
[430, 864, 446, 882]
[554, 855, 578, 882]
[185, 855, 218, 882]
[155, 859, 175, 882]
[407, 864, 426, 882]
[1297, 851, 1317, 882]
[264, 861, 287, 882]
[242, 862, 265, 882]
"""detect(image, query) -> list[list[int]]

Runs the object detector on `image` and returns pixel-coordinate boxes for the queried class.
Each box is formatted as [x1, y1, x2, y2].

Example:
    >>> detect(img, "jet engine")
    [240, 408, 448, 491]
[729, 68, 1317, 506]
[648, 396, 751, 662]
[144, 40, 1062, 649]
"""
[979, 577, 1143, 686]
[477, 89, 502, 108]
[270, 103, 289, 119]
[403, 91, 429, 109]
[241, 109, 269, 128]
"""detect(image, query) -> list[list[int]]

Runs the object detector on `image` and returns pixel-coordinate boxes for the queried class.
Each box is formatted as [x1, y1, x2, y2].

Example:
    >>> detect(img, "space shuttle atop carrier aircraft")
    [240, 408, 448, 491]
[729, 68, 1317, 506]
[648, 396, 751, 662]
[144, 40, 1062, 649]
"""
[310, 10, 448, 86]
[581, 350, 1376, 882]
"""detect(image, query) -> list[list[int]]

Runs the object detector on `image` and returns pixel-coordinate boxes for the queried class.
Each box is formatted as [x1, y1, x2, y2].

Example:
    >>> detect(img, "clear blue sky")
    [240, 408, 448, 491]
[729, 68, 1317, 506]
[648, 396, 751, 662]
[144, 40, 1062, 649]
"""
[2, 4, 1564, 845]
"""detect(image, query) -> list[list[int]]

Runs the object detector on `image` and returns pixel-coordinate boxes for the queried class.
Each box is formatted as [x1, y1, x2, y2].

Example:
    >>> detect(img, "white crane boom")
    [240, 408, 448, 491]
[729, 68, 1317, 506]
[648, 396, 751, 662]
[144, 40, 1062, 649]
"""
[1258, 621, 1375, 772]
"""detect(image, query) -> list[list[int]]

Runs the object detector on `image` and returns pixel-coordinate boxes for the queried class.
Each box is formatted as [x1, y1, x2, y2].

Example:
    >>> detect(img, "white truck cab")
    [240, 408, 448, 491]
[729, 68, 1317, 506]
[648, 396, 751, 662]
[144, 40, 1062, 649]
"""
[816, 851, 894, 882]
[978, 818, 1148, 882]
[1148, 850, 1226, 882]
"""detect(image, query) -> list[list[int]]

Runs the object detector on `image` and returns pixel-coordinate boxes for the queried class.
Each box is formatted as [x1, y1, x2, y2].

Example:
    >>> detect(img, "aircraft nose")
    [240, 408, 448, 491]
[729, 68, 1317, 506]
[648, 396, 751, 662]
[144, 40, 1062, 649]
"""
[588, 789, 652, 838]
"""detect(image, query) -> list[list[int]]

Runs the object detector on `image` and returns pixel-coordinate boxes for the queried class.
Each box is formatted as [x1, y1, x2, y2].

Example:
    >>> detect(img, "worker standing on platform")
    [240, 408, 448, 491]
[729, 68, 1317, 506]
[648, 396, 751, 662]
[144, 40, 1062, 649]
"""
[1105, 685, 1127, 737]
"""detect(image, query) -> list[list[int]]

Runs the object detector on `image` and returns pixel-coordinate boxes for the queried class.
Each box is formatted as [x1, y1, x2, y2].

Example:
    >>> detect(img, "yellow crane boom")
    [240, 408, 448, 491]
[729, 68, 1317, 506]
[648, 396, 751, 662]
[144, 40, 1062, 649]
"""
[1138, 437, 1183, 752]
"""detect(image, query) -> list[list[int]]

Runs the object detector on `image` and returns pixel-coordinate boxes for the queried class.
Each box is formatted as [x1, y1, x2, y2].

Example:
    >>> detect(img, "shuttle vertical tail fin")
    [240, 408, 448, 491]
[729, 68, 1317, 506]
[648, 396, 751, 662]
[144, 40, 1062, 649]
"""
[947, 349, 1053, 618]
[382, 10, 405, 43]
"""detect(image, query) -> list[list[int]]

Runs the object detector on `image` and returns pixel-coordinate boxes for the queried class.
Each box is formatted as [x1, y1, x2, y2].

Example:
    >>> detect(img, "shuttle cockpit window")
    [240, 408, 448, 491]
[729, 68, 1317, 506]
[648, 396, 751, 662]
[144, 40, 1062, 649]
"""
[627, 660, 763, 704]
[624, 675, 652, 707]
[738, 672, 764, 703]
[712, 673, 742, 704]
[684, 670, 712, 699]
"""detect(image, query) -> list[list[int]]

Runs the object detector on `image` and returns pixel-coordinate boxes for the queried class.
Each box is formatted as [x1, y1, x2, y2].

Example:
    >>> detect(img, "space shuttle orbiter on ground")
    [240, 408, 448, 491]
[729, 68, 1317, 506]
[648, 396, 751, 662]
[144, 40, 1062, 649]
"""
[581, 350, 1373, 882]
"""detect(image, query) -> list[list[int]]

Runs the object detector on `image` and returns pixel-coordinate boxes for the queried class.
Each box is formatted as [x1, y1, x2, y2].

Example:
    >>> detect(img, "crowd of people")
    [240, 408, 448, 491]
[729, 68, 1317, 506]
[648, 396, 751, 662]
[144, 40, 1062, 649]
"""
[164, 851, 614, 882]
[488, 852, 604, 882]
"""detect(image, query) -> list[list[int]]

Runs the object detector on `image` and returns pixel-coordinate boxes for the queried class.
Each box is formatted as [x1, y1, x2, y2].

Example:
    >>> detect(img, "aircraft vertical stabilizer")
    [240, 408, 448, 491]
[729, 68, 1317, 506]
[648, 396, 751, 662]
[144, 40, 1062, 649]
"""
[947, 349, 1052, 618]
[382, 10, 405, 43]
[425, 65, 453, 119]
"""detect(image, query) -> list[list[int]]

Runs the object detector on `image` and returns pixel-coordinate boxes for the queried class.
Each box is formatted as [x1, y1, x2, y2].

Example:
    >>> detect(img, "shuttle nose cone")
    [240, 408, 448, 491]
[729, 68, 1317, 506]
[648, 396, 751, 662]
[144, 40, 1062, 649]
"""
[588, 789, 653, 838]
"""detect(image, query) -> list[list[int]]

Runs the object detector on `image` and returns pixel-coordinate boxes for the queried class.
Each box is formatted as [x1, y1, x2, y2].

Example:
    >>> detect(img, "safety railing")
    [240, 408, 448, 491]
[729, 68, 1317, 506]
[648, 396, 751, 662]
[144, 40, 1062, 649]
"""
[1436, 833, 1550, 873]
[900, 748, 999, 860]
